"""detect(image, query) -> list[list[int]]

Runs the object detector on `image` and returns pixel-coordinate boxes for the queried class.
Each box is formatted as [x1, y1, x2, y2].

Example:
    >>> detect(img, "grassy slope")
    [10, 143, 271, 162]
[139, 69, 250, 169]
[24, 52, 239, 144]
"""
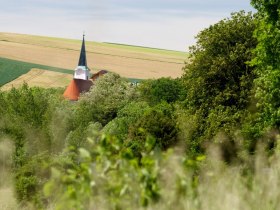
[0, 57, 72, 86]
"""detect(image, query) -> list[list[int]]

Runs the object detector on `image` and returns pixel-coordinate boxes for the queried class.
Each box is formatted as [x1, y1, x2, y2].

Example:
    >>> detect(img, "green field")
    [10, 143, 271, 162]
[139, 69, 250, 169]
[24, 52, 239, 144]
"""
[0, 57, 142, 86]
[0, 57, 73, 86]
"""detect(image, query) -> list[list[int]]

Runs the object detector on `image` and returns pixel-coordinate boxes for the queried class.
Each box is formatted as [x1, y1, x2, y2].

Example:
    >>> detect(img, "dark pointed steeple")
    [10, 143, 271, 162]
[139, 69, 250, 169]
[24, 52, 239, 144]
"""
[78, 34, 87, 66]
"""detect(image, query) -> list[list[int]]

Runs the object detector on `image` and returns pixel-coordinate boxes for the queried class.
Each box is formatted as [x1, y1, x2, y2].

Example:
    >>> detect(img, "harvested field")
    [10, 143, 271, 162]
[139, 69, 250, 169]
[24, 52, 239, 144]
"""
[0, 32, 187, 79]
[0, 57, 72, 86]
[1, 68, 72, 90]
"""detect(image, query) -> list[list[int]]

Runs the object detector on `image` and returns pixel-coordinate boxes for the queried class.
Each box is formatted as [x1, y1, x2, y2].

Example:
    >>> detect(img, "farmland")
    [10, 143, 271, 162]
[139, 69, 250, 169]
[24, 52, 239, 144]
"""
[0, 57, 73, 87]
[1, 68, 73, 90]
[0, 32, 187, 81]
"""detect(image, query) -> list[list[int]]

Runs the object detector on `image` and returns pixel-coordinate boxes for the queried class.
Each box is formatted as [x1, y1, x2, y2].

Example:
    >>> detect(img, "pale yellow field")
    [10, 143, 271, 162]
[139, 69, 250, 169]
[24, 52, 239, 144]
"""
[1, 68, 72, 90]
[0, 32, 187, 79]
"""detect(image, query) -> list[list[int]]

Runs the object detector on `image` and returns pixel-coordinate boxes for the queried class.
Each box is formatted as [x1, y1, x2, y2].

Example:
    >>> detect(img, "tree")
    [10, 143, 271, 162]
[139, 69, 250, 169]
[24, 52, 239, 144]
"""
[73, 73, 137, 127]
[67, 73, 138, 146]
[181, 11, 257, 153]
[250, 1, 280, 128]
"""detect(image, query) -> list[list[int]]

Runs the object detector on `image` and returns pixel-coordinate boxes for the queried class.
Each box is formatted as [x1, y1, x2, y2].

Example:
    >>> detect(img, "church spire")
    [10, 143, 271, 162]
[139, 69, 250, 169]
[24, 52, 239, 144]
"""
[78, 33, 87, 67]
[73, 33, 90, 80]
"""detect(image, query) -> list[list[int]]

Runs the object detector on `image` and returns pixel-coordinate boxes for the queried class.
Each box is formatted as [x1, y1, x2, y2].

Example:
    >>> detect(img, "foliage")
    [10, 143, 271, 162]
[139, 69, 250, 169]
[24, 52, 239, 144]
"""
[0, 84, 64, 207]
[181, 11, 257, 153]
[183, 11, 257, 111]
[250, 0, 280, 129]
[67, 73, 138, 147]
[251, 0, 280, 23]
[70, 73, 137, 127]
[103, 101, 151, 139]
[43, 130, 280, 210]
[44, 133, 162, 210]
[138, 77, 186, 105]
[127, 102, 178, 153]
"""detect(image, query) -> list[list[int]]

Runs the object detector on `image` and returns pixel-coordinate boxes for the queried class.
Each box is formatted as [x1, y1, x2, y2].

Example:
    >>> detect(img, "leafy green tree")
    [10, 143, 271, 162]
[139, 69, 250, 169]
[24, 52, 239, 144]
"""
[250, 1, 280, 128]
[181, 11, 257, 153]
[72, 73, 137, 127]
[251, 0, 280, 22]
[67, 73, 138, 146]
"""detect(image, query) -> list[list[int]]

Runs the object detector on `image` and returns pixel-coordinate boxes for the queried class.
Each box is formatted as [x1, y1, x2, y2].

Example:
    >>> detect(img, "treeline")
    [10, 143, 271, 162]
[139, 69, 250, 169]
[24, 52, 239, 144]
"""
[1, 1, 280, 209]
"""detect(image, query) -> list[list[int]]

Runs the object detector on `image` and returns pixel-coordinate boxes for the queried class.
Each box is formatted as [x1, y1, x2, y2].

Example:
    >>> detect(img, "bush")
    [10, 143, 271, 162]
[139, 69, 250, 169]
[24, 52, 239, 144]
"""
[127, 102, 178, 153]
[103, 101, 151, 139]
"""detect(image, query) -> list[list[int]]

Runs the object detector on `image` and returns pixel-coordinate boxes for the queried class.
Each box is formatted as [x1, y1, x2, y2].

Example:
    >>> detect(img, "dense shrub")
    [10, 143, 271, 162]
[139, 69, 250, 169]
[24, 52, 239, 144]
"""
[127, 102, 178, 154]
[103, 101, 151, 139]
[138, 77, 186, 105]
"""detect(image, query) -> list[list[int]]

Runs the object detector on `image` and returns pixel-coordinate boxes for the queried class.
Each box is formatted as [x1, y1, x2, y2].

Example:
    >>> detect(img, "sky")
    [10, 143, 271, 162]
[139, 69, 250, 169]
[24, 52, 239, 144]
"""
[0, 0, 254, 51]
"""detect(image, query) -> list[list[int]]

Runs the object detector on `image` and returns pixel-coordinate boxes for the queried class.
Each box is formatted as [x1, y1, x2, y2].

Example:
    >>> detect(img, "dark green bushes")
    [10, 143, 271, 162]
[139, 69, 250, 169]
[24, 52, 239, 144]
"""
[138, 77, 186, 105]
[127, 102, 178, 152]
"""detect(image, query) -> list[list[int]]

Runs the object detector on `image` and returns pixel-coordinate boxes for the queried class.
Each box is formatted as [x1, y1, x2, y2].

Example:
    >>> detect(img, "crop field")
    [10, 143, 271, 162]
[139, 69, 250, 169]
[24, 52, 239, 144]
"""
[0, 32, 187, 80]
[0, 57, 73, 86]
[1, 68, 72, 90]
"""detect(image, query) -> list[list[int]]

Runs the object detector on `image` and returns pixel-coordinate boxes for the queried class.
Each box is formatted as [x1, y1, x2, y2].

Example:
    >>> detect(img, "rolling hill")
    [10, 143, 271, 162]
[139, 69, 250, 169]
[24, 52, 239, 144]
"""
[0, 32, 187, 88]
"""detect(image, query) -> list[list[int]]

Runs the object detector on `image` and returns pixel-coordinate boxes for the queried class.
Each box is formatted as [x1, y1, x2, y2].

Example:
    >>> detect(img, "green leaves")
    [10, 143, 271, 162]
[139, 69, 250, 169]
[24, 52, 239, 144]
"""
[250, 0, 280, 129]
[183, 11, 257, 110]
[181, 11, 257, 154]
[44, 132, 165, 209]
[138, 77, 186, 105]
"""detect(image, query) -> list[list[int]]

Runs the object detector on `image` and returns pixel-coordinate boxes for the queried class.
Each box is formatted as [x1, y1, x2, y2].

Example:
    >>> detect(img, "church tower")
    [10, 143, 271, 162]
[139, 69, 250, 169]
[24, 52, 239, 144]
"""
[63, 34, 93, 101]
[74, 34, 90, 80]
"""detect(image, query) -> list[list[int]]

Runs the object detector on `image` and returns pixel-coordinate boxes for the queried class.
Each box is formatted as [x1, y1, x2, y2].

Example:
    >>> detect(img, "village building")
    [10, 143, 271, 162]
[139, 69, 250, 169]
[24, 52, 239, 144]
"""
[63, 35, 107, 101]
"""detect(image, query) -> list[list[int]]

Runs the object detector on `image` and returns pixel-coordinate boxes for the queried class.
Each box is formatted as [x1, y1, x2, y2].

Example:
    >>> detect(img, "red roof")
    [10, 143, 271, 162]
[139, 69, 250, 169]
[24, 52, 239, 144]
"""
[63, 79, 93, 101]
[91, 70, 108, 81]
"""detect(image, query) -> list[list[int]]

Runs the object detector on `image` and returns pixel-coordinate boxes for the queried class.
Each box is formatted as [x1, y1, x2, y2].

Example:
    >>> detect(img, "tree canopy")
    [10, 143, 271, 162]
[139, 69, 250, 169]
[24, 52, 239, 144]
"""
[181, 11, 257, 153]
[250, 0, 280, 128]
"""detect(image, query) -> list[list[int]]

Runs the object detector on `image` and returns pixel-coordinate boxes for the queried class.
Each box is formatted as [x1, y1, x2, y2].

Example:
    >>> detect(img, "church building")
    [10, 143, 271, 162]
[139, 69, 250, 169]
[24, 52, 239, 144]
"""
[63, 35, 106, 101]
